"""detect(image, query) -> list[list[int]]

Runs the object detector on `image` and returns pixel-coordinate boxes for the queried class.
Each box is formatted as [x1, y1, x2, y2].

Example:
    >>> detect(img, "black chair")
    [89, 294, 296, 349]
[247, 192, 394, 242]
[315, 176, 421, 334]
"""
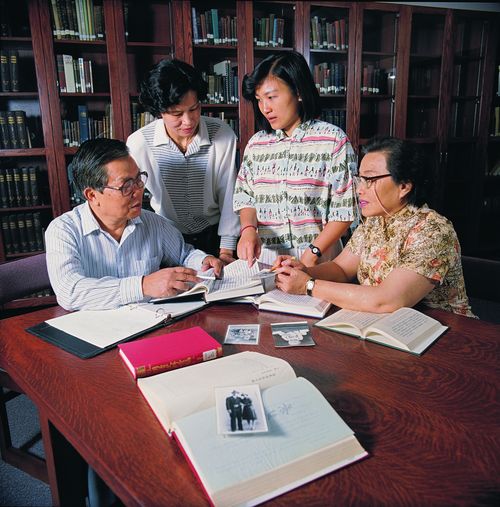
[0, 253, 53, 483]
[461, 255, 500, 324]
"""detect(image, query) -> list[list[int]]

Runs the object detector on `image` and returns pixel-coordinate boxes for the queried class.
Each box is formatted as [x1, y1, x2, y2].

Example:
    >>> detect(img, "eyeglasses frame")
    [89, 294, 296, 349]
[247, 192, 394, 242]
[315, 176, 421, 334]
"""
[102, 171, 148, 197]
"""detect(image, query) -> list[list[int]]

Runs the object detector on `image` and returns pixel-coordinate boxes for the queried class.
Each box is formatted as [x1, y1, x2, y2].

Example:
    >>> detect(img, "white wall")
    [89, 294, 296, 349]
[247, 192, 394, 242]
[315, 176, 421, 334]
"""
[380, 2, 500, 12]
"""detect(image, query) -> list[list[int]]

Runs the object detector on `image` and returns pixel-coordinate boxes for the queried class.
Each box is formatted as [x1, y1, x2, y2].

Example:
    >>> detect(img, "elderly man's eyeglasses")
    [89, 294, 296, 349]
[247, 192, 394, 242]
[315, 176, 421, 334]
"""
[102, 171, 148, 197]
[353, 174, 391, 189]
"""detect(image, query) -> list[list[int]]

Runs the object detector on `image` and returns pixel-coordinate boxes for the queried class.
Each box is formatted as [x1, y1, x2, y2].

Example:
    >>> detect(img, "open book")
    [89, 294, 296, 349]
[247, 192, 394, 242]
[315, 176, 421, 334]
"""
[26, 299, 207, 358]
[137, 351, 367, 507]
[151, 259, 264, 304]
[231, 289, 331, 318]
[315, 307, 448, 355]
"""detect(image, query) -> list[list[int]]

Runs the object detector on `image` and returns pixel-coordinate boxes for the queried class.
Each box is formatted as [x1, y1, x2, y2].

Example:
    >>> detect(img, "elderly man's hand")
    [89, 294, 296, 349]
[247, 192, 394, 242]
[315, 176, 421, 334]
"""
[142, 267, 200, 298]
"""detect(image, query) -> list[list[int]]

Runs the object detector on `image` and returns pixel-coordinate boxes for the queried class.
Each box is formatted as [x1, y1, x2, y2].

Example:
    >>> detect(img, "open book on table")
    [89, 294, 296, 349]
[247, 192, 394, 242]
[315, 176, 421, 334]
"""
[315, 307, 448, 355]
[151, 259, 264, 304]
[137, 351, 367, 507]
[26, 300, 207, 358]
[230, 288, 331, 318]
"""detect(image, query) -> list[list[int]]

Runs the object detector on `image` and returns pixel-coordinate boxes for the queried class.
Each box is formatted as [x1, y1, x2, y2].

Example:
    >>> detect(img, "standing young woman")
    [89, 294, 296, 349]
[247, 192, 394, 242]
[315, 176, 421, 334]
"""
[234, 51, 358, 267]
[127, 59, 239, 263]
[273, 137, 475, 317]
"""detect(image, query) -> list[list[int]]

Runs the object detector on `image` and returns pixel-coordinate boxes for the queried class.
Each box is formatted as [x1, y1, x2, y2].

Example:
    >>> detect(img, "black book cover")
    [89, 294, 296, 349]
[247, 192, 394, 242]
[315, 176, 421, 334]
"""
[1, 215, 13, 254]
[0, 169, 8, 208]
[33, 211, 44, 250]
[12, 166, 24, 206]
[0, 111, 11, 149]
[21, 166, 31, 206]
[17, 213, 29, 253]
[8, 213, 20, 253]
[29, 166, 40, 205]
[9, 50, 19, 92]
[14, 110, 28, 149]
[4, 168, 16, 207]
[6, 111, 19, 149]
[0, 49, 10, 92]
[24, 212, 36, 251]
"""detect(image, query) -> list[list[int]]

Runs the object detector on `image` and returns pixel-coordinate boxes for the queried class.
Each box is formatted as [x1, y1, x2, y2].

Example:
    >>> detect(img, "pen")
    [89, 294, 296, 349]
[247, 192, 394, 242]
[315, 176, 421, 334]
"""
[270, 256, 296, 272]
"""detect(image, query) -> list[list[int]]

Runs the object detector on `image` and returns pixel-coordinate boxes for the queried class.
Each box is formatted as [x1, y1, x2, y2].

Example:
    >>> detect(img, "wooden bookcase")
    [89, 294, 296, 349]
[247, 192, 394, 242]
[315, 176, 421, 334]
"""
[1, 1, 499, 305]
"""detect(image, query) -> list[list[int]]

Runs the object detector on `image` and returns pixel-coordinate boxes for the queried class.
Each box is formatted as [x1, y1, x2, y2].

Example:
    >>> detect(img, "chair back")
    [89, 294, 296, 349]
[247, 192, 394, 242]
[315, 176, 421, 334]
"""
[0, 253, 51, 305]
[461, 256, 500, 303]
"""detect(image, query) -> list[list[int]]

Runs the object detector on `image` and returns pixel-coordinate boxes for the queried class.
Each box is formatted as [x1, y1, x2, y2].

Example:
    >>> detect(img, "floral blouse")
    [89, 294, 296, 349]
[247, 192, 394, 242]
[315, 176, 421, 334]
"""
[347, 204, 475, 317]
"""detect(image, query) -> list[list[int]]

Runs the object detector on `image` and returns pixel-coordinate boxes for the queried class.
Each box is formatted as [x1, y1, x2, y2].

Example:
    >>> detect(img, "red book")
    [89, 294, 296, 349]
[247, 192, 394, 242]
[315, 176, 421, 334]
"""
[118, 327, 222, 379]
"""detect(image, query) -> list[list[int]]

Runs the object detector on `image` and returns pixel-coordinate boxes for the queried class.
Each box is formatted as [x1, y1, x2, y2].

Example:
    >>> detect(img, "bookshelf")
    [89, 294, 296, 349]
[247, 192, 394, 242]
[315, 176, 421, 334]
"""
[1, 1, 499, 293]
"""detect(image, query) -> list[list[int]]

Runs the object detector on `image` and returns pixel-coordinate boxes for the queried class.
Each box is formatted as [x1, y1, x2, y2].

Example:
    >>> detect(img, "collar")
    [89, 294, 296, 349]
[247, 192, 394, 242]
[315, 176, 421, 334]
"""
[152, 117, 211, 153]
[274, 120, 310, 142]
[81, 201, 143, 237]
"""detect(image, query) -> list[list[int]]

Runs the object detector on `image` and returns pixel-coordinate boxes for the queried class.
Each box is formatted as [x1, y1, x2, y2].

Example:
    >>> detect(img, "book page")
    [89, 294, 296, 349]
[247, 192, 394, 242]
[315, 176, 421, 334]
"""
[137, 351, 296, 434]
[211, 259, 262, 292]
[45, 305, 165, 348]
[172, 377, 366, 505]
[317, 309, 387, 334]
[368, 307, 442, 350]
[259, 289, 327, 310]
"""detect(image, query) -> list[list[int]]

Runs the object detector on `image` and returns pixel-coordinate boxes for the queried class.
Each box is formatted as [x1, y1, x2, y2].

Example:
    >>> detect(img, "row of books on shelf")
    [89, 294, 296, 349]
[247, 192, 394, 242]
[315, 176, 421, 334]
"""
[131, 105, 155, 134]
[202, 60, 239, 104]
[361, 64, 389, 95]
[49, 0, 105, 41]
[56, 54, 94, 94]
[1, 211, 45, 255]
[313, 62, 346, 95]
[0, 110, 30, 150]
[62, 104, 112, 147]
[0, 166, 41, 208]
[191, 7, 237, 46]
[320, 109, 347, 132]
[0, 49, 19, 93]
[254, 16, 285, 48]
[310, 16, 348, 50]
[409, 66, 433, 95]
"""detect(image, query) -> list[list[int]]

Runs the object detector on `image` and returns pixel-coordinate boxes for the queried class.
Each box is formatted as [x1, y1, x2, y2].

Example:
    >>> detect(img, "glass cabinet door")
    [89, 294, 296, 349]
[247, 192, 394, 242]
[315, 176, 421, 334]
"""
[359, 8, 398, 142]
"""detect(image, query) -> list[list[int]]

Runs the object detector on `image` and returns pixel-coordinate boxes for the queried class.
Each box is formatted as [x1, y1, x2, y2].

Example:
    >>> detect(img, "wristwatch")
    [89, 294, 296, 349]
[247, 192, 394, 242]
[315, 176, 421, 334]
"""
[308, 243, 322, 258]
[305, 278, 316, 296]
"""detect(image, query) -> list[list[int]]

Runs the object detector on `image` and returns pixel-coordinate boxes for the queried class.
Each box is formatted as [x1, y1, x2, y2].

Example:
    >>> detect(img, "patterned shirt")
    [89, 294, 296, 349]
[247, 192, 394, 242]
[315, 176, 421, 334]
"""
[347, 204, 475, 317]
[233, 120, 358, 249]
[127, 116, 240, 250]
[45, 203, 206, 311]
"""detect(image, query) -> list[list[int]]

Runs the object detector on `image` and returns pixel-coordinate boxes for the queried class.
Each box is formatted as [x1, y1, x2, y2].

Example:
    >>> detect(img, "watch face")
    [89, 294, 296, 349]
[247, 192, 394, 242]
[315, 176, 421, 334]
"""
[306, 279, 315, 291]
[309, 244, 321, 257]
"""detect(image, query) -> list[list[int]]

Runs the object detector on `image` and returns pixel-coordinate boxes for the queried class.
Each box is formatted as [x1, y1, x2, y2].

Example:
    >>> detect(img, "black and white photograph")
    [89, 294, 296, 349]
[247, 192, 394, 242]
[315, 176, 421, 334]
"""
[224, 324, 260, 345]
[271, 321, 315, 347]
[215, 384, 268, 435]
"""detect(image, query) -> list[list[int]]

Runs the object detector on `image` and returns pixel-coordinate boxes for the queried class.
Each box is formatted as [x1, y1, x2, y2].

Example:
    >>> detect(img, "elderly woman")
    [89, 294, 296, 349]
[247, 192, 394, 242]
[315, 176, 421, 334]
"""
[274, 136, 474, 316]
[127, 59, 239, 263]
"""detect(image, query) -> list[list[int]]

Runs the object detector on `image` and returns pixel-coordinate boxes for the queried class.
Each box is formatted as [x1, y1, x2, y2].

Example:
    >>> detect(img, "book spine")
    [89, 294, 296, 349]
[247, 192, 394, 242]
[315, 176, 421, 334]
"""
[12, 166, 24, 206]
[6, 111, 18, 149]
[24, 212, 36, 251]
[135, 347, 223, 378]
[9, 50, 19, 92]
[78, 104, 89, 143]
[0, 111, 11, 149]
[0, 49, 10, 92]
[15, 110, 28, 149]
[21, 166, 31, 206]
[29, 166, 40, 205]
[1, 215, 13, 254]
[0, 169, 8, 208]
[5, 168, 16, 207]
[33, 211, 45, 251]
[50, 0, 62, 39]
[17, 213, 29, 252]
[8, 214, 20, 253]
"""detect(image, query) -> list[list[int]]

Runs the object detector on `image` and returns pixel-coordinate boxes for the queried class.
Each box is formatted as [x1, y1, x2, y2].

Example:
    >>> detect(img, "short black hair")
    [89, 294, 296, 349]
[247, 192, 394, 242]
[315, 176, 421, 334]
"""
[72, 138, 130, 196]
[242, 50, 321, 132]
[139, 59, 208, 117]
[362, 137, 429, 206]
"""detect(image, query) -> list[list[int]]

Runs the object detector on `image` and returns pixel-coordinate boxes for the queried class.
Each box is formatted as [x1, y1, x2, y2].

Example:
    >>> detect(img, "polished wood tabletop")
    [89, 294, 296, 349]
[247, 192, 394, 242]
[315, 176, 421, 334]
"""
[1, 304, 499, 507]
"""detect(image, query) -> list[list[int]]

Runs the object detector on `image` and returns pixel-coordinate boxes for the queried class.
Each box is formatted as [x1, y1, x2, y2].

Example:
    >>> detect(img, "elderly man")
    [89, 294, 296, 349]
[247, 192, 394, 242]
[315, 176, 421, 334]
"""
[45, 138, 223, 311]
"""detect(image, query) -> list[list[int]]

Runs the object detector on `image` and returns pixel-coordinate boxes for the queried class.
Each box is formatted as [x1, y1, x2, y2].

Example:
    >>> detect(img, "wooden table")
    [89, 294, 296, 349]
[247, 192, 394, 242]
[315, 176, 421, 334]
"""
[0, 304, 499, 506]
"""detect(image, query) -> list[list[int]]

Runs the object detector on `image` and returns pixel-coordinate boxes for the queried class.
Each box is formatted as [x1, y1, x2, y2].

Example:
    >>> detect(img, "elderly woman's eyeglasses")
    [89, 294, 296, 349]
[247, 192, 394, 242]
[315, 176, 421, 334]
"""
[102, 171, 148, 197]
[353, 173, 391, 189]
